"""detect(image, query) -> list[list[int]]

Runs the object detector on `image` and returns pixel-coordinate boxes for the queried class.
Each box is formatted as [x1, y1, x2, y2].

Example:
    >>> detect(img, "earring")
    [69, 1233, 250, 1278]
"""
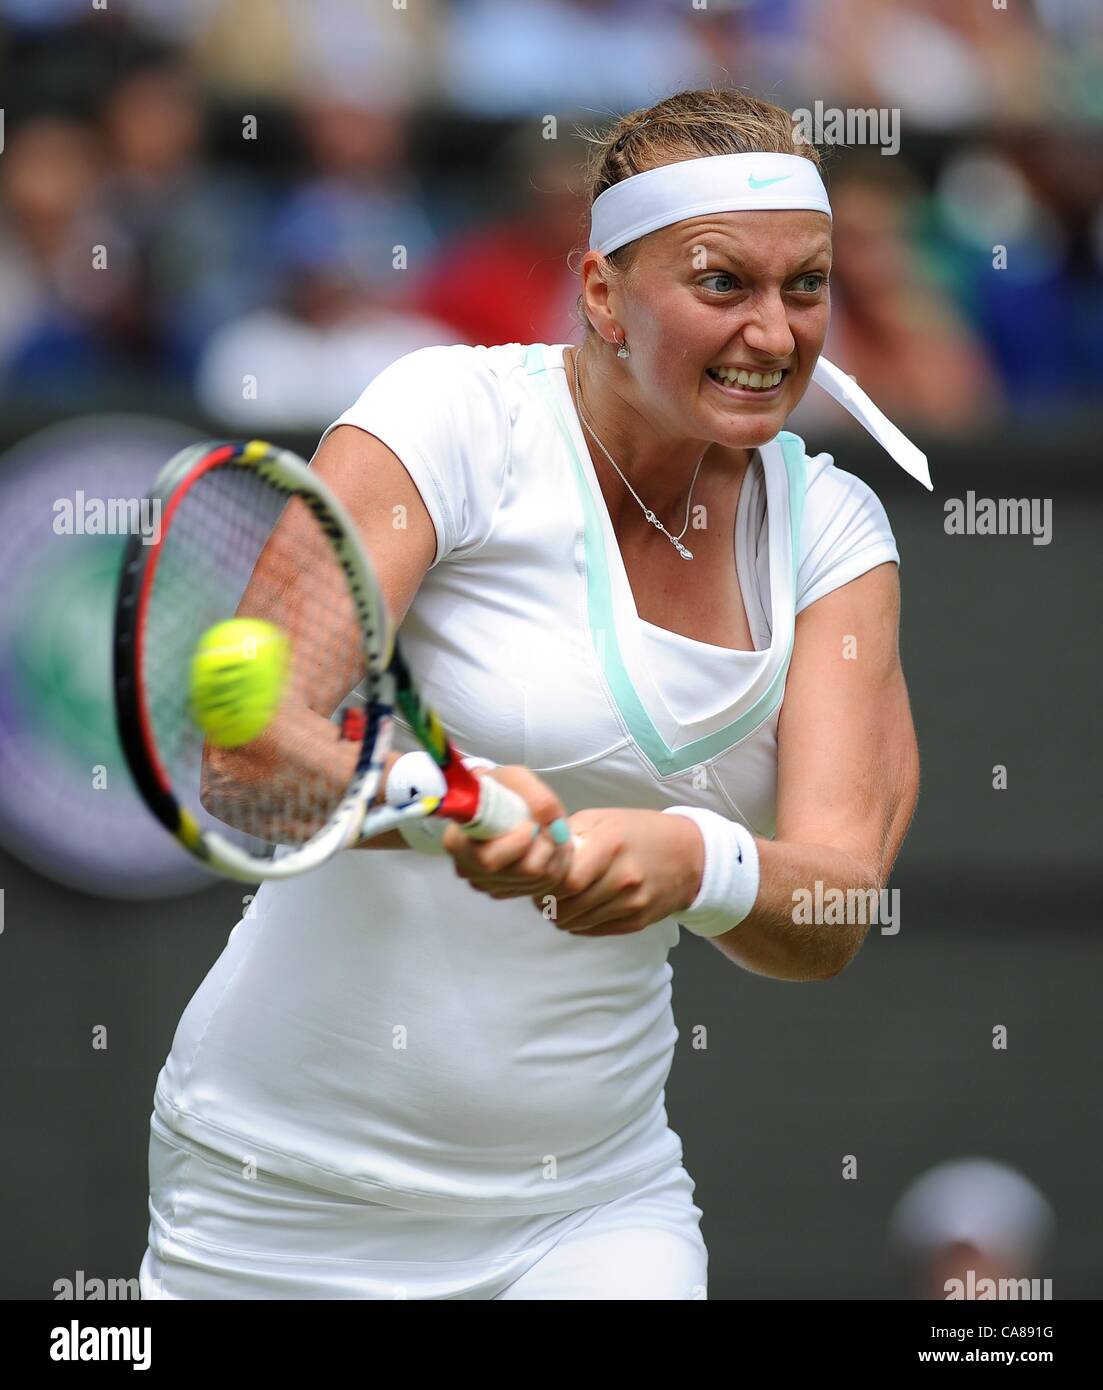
[614, 331, 630, 360]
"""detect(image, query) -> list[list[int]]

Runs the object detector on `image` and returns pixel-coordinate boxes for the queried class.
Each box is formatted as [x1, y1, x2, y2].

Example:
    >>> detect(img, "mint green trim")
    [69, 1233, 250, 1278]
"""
[776, 429, 807, 569]
[526, 344, 805, 776]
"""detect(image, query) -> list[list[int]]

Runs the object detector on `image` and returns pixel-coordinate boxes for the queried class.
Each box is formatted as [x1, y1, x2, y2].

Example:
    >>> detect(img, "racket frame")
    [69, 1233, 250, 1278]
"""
[114, 440, 394, 882]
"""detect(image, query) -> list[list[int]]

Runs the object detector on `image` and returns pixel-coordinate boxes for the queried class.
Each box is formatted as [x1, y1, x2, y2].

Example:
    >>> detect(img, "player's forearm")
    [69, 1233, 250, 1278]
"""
[704, 837, 880, 982]
[202, 709, 411, 849]
[200, 701, 359, 833]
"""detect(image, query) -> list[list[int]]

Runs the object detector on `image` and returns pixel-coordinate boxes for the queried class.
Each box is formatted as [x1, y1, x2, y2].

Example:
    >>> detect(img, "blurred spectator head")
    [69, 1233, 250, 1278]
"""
[826, 154, 925, 313]
[188, 0, 434, 108]
[0, 117, 102, 261]
[296, 99, 410, 183]
[101, 55, 203, 182]
[793, 147, 1005, 433]
[498, 122, 587, 250]
[891, 1158, 1056, 1300]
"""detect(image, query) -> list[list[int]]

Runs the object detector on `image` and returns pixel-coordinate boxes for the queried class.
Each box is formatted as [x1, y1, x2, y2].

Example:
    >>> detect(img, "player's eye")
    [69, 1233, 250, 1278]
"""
[698, 272, 738, 294]
[793, 273, 828, 294]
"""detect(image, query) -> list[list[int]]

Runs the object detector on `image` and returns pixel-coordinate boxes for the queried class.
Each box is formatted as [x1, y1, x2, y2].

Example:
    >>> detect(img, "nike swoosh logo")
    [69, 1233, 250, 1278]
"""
[748, 174, 792, 190]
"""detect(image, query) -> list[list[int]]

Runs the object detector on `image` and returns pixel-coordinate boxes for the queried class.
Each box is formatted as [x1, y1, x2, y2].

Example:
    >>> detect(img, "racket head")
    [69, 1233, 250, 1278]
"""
[114, 439, 395, 881]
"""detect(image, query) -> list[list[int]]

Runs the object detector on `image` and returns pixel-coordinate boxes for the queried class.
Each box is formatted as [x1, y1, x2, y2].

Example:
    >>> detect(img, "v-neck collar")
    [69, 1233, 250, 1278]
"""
[526, 343, 806, 777]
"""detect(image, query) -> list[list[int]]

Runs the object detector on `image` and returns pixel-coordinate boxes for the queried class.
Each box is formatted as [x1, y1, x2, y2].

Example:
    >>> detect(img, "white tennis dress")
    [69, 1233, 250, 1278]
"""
[140, 342, 899, 1299]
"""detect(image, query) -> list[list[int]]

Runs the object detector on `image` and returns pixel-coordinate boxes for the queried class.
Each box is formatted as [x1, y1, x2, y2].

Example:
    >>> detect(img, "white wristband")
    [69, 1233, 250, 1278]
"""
[661, 806, 760, 938]
[390, 752, 497, 855]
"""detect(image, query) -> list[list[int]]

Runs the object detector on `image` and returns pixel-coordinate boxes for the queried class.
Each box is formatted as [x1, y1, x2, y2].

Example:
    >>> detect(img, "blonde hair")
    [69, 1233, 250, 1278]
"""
[575, 88, 826, 330]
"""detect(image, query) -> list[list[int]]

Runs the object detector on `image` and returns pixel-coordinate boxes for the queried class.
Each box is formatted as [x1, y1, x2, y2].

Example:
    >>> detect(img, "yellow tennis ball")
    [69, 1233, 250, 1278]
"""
[189, 618, 290, 748]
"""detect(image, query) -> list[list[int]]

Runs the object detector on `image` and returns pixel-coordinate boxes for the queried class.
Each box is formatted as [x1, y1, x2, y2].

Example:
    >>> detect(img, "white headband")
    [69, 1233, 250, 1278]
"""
[587, 151, 932, 490]
[589, 152, 831, 256]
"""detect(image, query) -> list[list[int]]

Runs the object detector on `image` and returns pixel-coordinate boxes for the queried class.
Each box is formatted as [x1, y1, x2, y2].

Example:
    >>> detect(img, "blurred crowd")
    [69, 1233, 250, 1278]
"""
[1, 0, 1101, 435]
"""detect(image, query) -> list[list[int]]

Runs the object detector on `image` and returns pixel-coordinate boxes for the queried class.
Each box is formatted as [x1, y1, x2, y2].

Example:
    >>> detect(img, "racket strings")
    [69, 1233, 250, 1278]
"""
[142, 465, 372, 851]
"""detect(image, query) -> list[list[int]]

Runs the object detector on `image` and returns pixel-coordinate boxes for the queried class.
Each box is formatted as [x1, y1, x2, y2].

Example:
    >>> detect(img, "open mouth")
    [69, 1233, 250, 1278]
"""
[705, 366, 786, 394]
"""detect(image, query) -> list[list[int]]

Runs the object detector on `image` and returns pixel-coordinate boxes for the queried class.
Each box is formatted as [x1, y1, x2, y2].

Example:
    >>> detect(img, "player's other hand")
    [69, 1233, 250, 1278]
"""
[441, 765, 575, 900]
[532, 807, 704, 937]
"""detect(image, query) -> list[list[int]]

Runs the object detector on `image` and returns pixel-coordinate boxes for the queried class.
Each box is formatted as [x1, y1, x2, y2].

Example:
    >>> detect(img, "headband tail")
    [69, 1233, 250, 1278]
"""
[812, 357, 933, 491]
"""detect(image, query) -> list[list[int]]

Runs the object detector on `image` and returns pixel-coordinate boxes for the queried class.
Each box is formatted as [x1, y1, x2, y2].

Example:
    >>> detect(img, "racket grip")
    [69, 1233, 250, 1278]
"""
[461, 773, 531, 841]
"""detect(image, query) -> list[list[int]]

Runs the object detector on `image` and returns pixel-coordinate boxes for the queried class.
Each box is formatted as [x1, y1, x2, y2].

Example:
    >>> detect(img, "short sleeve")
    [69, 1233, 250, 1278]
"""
[317, 344, 512, 567]
[795, 453, 900, 615]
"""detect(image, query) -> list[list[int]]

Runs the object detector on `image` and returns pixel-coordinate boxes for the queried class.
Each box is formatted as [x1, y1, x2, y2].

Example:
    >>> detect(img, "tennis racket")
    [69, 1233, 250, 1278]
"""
[113, 439, 529, 883]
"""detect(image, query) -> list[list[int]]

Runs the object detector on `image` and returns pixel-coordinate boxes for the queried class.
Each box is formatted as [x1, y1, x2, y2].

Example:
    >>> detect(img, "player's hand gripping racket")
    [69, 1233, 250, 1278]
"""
[113, 439, 529, 882]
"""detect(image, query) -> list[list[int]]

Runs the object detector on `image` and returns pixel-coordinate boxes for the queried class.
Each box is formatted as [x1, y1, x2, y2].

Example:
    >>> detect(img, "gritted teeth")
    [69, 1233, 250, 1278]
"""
[707, 366, 785, 390]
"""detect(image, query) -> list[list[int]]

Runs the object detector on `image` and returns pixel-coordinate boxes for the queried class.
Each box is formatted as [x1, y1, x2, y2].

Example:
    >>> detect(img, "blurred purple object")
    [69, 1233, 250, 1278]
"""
[0, 416, 215, 899]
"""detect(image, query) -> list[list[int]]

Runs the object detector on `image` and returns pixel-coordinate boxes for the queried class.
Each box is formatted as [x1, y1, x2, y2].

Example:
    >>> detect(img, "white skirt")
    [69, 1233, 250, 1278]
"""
[138, 1113, 708, 1300]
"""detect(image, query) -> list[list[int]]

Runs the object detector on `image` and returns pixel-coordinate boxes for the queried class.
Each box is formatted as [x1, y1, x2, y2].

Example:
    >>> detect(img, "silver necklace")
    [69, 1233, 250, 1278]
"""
[571, 347, 701, 560]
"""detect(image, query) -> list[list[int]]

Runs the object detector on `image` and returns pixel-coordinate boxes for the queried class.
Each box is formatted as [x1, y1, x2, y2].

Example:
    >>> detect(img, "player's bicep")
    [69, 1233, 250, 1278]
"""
[233, 425, 437, 718]
[309, 423, 438, 629]
[775, 562, 918, 881]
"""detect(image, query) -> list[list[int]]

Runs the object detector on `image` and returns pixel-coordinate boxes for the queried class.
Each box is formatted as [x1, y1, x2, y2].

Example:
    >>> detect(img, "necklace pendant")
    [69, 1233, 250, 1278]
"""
[675, 541, 694, 560]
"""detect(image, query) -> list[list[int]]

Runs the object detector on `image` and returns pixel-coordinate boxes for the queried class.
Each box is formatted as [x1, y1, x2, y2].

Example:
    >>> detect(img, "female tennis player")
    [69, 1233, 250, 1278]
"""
[139, 89, 923, 1300]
